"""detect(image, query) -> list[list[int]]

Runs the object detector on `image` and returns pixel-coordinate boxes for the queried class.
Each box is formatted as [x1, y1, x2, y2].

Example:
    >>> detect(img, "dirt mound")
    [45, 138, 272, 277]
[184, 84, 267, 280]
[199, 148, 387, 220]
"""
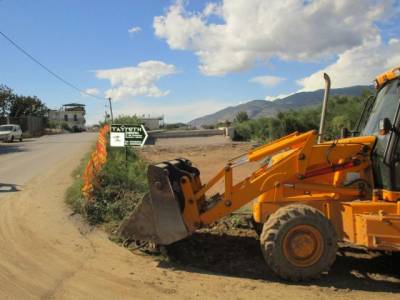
[167, 231, 264, 277]
[165, 216, 268, 279]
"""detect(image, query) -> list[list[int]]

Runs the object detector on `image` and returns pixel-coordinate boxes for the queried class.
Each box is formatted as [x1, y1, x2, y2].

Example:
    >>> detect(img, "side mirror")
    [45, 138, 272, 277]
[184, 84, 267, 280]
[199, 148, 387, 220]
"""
[379, 118, 392, 135]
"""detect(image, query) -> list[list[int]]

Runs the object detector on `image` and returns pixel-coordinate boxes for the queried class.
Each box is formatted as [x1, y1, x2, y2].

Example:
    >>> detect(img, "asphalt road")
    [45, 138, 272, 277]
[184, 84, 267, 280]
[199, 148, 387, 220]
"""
[0, 133, 97, 194]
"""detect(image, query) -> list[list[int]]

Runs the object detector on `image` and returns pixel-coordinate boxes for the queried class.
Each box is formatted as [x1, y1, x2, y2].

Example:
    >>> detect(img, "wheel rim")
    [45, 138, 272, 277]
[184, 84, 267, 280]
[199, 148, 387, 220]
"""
[282, 224, 324, 267]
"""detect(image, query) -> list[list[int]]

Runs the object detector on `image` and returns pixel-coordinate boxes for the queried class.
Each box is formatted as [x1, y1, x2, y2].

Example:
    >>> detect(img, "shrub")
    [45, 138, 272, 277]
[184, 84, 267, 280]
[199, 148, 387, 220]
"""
[234, 111, 249, 123]
[234, 121, 252, 141]
[66, 144, 148, 230]
[61, 122, 72, 132]
[47, 120, 59, 129]
[112, 115, 141, 125]
[65, 152, 91, 215]
[85, 147, 148, 225]
[202, 124, 216, 129]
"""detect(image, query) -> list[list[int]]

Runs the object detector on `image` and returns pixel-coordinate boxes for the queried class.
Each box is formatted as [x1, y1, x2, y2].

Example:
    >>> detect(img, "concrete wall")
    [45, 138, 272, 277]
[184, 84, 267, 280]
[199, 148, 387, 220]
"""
[149, 129, 225, 139]
[25, 116, 44, 137]
[146, 128, 230, 145]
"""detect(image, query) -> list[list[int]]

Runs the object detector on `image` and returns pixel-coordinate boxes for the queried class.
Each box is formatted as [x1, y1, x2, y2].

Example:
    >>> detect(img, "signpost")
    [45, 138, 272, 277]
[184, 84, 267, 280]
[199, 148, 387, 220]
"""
[110, 124, 148, 147]
[110, 124, 148, 167]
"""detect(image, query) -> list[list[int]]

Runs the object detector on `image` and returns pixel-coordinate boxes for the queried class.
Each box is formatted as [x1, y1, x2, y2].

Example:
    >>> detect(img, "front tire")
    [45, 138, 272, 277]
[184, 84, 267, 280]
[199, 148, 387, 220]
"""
[9, 135, 14, 143]
[260, 204, 337, 281]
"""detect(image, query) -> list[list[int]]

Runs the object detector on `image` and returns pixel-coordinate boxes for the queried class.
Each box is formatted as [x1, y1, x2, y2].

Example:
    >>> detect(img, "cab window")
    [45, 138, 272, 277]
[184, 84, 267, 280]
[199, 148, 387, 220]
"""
[364, 79, 400, 190]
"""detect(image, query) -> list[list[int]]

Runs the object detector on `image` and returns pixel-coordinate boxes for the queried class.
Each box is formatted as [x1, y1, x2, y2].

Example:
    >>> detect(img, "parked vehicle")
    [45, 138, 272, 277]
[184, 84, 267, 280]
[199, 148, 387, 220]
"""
[0, 124, 23, 142]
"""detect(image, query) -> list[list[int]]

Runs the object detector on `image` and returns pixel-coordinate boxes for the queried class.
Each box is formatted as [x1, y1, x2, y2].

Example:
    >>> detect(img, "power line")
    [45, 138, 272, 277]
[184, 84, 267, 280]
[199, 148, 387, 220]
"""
[0, 29, 105, 101]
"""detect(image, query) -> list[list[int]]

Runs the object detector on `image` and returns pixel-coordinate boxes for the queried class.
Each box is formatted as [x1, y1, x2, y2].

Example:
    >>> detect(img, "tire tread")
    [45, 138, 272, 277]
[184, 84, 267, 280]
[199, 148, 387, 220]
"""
[260, 204, 337, 281]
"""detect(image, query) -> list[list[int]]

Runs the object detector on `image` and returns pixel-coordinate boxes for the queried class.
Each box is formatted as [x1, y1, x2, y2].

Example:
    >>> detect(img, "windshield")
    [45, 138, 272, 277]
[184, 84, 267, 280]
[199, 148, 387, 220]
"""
[0, 125, 14, 131]
[362, 79, 400, 136]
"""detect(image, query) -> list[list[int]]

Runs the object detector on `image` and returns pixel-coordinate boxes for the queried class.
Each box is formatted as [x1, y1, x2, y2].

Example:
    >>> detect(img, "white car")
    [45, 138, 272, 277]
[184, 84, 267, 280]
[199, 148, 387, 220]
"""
[0, 124, 23, 142]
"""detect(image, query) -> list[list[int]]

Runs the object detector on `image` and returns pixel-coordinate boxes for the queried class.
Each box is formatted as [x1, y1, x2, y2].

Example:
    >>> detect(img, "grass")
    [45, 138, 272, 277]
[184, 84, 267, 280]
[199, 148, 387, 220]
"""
[65, 145, 148, 232]
[87, 147, 148, 225]
[65, 151, 91, 215]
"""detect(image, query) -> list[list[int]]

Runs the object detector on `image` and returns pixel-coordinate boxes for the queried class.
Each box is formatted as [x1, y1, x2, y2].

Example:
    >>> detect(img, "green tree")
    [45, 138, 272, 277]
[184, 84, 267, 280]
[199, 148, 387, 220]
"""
[112, 115, 141, 125]
[0, 85, 48, 118]
[9, 95, 48, 117]
[234, 111, 249, 123]
[234, 121, 252, 140]
[0, 85, 13, 118]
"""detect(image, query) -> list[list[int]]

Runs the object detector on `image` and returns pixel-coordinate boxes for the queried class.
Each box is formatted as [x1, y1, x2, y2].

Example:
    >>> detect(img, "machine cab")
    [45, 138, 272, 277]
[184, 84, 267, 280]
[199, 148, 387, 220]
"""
[361, 68, 400, 193]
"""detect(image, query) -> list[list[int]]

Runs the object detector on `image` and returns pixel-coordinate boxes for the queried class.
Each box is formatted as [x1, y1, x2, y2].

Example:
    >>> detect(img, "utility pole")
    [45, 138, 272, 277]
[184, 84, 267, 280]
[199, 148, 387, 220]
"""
[108, 97, 114, 123]
[59, 106, 62, 129]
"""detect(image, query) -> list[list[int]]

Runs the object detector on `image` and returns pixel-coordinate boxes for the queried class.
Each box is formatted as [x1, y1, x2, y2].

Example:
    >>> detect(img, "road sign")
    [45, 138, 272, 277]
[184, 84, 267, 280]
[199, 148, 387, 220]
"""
[110, 124, 148, 147]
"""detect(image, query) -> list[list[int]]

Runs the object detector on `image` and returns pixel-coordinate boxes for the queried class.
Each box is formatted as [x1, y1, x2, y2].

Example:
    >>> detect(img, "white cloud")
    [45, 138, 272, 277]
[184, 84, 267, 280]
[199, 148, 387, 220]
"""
[202, 2, 222, 17]
[95, 60, 177, 101]
[82, 88, 100, 97]
[250, 75, 285, 87]
[298, 37, 400, 91]
[154, 0, 392, 76]
[128, 26, 142, 34]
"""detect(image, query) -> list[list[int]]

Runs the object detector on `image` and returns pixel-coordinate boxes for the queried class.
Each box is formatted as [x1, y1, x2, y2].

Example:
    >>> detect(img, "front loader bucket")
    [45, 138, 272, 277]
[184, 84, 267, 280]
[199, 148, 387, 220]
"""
[118, 160, 198, 245]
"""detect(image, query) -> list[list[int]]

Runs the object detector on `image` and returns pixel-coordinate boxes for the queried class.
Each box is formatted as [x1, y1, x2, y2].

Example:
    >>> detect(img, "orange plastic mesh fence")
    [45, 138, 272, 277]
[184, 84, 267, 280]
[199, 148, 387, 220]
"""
[82, 124, 110, 200]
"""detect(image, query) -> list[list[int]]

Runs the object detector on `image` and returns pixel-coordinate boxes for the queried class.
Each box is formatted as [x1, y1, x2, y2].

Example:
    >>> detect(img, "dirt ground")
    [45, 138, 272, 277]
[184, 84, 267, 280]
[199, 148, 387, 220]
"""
[0, 135, 398, 299]
[140, 137, 400, 298]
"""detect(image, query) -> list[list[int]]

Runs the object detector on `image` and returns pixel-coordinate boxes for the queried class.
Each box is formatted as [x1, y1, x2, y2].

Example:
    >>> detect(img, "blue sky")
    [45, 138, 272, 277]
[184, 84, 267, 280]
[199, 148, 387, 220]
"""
[0, 0, 399, 124]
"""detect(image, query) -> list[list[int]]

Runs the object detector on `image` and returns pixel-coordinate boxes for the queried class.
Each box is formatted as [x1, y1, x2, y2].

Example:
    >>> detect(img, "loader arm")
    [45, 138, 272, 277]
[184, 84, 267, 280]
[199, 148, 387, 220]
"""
[180, 130, 370, 229]
[182, 130, 317, 227]
[119, 129, 373, 245]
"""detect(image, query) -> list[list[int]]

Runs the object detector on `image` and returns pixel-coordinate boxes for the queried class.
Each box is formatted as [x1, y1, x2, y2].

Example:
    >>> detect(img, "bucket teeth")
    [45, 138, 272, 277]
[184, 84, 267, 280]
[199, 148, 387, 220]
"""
[118, 159, 199, 245]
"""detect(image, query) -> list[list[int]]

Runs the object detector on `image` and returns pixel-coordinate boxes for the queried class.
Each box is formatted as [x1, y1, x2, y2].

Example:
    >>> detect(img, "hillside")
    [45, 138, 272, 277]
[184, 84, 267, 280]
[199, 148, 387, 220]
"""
[189, 85, 372, 128]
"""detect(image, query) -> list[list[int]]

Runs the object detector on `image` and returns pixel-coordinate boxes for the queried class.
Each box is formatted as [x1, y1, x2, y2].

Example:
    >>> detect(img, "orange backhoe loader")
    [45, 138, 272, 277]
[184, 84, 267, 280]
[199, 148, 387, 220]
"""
[119, 65, 400, 281]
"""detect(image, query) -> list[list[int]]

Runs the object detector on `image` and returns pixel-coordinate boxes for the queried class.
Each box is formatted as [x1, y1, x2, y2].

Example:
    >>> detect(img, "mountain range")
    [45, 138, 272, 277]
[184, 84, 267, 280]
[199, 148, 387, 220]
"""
[189, 85, 373, 128]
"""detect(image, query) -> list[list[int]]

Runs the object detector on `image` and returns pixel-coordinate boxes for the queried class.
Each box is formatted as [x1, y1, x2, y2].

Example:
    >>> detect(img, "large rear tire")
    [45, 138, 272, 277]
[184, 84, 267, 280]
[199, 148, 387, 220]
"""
[260, 204, 337, 281]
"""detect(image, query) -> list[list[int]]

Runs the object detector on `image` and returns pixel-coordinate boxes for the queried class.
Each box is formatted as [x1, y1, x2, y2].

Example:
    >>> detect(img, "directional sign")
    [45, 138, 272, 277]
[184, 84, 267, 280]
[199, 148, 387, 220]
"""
[110, 124, 148, 147]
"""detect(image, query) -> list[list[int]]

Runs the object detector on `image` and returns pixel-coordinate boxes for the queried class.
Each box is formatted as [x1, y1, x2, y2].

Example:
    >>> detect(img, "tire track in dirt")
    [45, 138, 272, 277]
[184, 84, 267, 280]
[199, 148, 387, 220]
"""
[0, 135, 398, 299]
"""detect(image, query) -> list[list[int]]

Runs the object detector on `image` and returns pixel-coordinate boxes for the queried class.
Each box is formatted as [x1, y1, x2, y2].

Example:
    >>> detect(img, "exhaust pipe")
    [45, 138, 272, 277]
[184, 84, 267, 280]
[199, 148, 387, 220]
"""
[318, 73, 331, 144]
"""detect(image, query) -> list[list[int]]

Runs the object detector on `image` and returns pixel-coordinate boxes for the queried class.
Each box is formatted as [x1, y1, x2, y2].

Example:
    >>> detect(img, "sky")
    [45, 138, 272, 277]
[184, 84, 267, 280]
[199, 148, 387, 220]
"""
[0, 0, 399, 125]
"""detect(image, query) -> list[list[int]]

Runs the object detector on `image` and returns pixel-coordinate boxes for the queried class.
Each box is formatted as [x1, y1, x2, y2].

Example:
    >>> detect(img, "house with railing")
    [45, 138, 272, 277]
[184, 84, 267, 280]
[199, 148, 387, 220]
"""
[48, 103, 86, 131]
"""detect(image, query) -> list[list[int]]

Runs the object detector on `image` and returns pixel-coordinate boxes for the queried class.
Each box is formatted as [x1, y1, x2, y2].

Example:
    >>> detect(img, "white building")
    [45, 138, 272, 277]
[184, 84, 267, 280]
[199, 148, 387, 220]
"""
[137, 115, 164, 130]
[48, 103, 86, 131]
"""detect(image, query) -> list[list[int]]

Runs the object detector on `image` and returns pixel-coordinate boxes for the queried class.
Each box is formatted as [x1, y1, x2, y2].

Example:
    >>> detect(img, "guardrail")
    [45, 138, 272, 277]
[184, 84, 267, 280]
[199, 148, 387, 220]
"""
[82, 124, 109, 200]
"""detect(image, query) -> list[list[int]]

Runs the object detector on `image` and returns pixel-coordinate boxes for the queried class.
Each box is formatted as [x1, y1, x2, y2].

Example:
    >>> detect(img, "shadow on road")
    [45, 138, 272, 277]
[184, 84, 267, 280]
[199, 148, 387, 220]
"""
[0, 143, 27, 155]
[0, 183, 20, 193]
[158, 231, 400, 293]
